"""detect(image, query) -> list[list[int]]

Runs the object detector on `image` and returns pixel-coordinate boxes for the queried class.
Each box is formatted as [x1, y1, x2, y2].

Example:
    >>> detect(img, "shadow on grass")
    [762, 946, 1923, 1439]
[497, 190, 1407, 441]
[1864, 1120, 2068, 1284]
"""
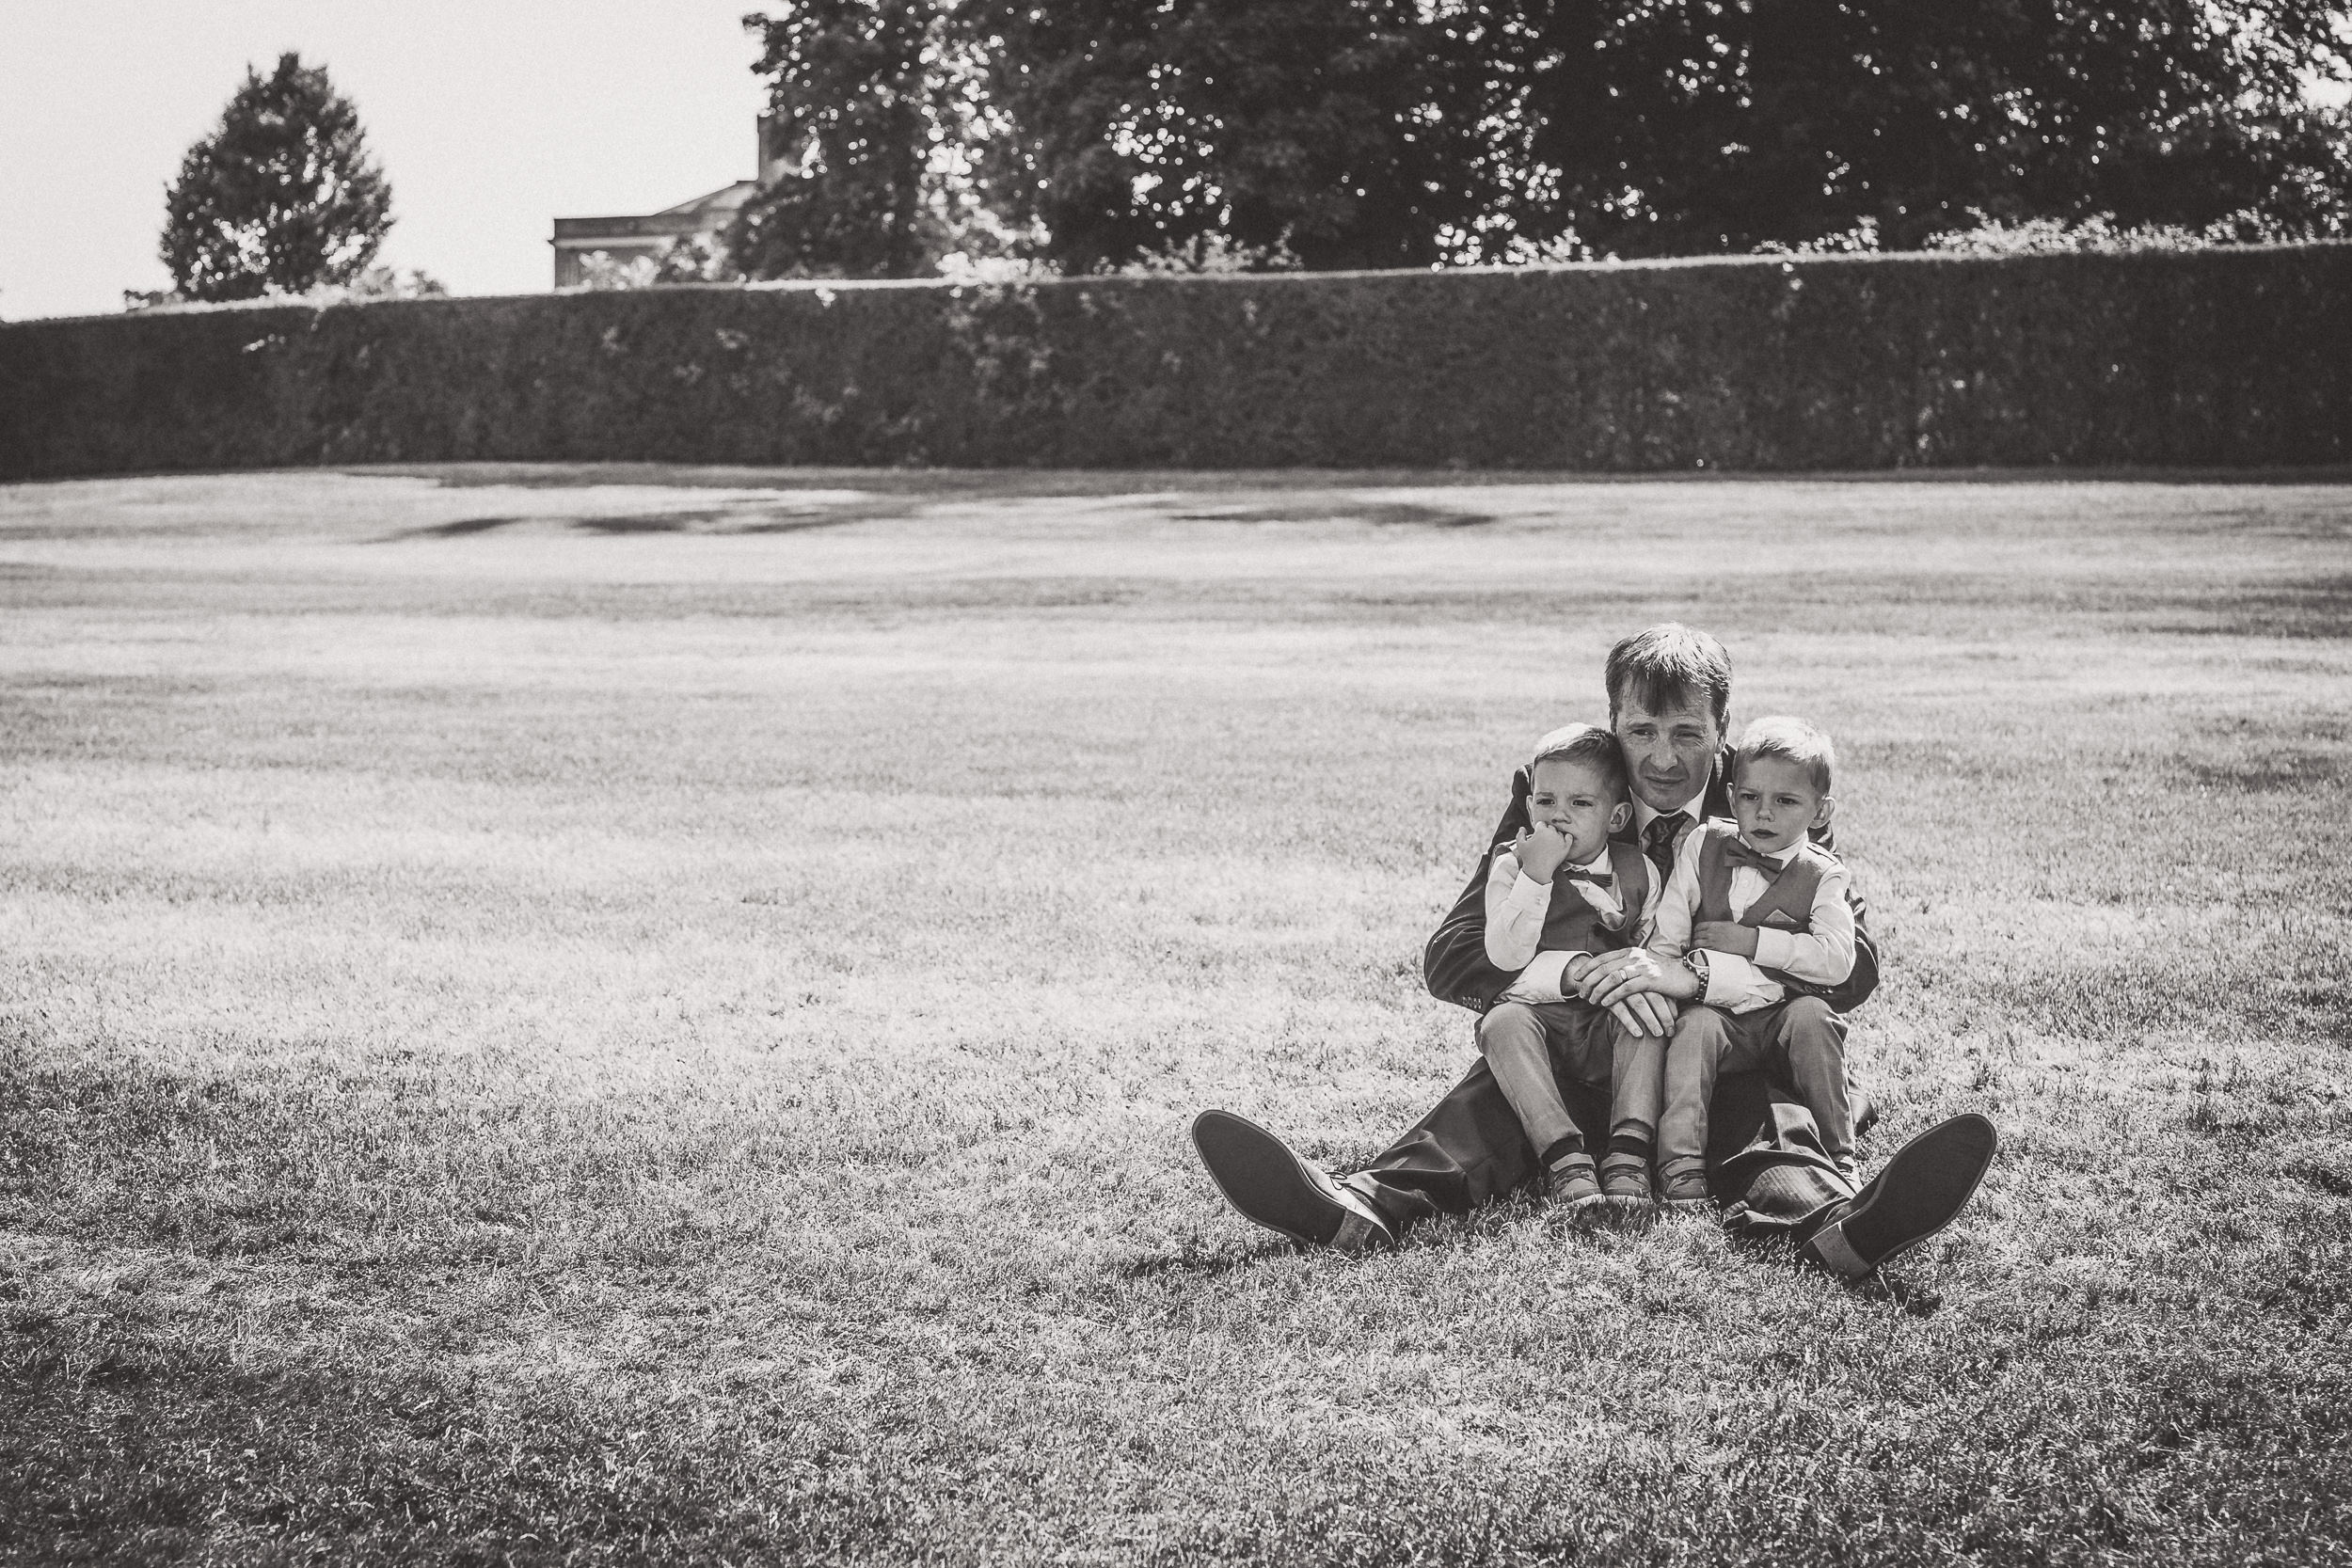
[0, 1342, 786, 1566]
[1162, 500, 1497, 529]
[570, 509, 874, 535]
[373, 506, 902, 543]
[1707, 1226, 1949, 1316]
[378, 515, 529, 540]
[1119, 1243, 1294, 1279]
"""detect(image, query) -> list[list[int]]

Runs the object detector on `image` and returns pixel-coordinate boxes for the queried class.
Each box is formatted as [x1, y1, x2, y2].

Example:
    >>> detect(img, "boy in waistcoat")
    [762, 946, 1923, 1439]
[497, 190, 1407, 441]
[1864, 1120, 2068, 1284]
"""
[1476, 724, 1666, 1223]
[1649, 716, 1858, 1209]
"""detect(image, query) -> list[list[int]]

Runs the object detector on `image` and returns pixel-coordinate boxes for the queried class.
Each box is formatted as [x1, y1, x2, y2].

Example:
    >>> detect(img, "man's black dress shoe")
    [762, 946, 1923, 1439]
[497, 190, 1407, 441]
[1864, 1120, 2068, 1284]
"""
[1800, 1112, 1998, 1278]
[1190, 1109, 1397, 1252]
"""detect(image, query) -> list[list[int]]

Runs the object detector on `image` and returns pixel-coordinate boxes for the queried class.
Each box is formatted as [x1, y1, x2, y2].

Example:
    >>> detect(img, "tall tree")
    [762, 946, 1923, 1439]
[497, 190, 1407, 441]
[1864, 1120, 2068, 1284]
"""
[968, 0, 1498, 272]
[727, 2, 982, 277]
[162, 53, 395, 301]
[1454, 0, 2352, 257]
[731, 0, 2352, 273]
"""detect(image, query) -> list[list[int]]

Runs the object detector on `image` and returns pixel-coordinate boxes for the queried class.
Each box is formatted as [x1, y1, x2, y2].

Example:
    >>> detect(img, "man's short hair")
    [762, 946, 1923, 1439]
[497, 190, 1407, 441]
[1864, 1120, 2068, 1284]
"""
[1604, 624, 1733, 731]
[1529, 722, 1629, 800]
[1733, 715, 1836, 795]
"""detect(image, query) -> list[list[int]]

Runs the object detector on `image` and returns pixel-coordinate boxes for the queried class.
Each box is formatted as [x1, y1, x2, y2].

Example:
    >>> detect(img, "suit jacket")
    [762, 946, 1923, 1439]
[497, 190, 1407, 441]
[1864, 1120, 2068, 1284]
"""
[1422, 745, 1881, 1014]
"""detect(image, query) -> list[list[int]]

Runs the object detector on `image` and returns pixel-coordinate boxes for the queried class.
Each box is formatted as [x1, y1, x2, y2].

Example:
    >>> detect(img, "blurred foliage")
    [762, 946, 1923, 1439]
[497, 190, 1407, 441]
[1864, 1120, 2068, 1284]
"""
[728, 0, 2352, 276]
[337, 266, 449, 301]
[652, 237, 745, 285]
[161, 53, 395, 301]
[123, 267, 444, 315]
[572, 254, 665, 292]
[965, 0, 1500, 272]
[571, 241, 742, 292]
[1477, 0, 2352, 256]
[726, 1, 987, 278]
[1918, 208, 2348, 255]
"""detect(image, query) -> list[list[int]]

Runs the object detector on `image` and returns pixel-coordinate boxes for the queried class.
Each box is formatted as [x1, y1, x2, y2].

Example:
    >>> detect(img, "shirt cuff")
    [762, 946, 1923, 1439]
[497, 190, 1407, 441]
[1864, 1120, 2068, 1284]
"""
[1752, 927, 1794, 973]
[1507, 871, 1554, 911]
[1502, 949, 1578, 1005]
[1701, 952, 1777, 1007]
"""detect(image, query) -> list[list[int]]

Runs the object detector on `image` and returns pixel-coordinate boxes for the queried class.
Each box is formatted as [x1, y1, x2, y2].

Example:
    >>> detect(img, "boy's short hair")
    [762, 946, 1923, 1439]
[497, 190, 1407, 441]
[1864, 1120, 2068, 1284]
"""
[1529, 722, 1630, 800]
[1605, 624, 1733, 731]
[1733, 715, 1836, 795]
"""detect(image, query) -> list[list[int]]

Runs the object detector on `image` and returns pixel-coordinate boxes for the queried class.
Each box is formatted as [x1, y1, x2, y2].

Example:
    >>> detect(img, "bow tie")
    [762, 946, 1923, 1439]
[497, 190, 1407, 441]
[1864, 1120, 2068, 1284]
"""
[1722, 838, 1788, 876]
[1558, 869, 1613, 890]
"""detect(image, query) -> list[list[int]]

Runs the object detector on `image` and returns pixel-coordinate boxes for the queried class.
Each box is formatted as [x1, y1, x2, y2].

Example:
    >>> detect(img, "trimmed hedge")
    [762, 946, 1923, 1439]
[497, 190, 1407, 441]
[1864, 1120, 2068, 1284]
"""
[3, 244, 2347, 479]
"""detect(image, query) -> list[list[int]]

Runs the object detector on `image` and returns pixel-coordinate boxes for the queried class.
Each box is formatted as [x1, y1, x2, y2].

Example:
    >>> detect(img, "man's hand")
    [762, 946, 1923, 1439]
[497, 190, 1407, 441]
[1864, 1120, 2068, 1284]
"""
[1565, 953, 1674, 1036]
[1692, 922, 1759, 958]
[1511, 823, 1571, 884]
[1579, 947, 1701, 1011]
[1607, 990, 1679, 1037]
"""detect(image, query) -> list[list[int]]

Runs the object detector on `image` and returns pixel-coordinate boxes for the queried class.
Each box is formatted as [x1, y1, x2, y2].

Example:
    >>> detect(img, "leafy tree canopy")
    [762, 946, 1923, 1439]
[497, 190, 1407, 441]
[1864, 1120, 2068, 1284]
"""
[162, 53, 395, 302]
[729, 0, 2352, 276]
[1473, 0, 2352, 257]
[968, 0, 1501, 272]
[726, 1, 980, 278]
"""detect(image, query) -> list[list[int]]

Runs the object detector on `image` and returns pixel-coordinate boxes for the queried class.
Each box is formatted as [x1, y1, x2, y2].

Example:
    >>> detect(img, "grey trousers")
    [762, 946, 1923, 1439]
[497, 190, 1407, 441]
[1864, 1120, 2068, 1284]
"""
[1474, 999, 1662, 1157]
[1661, 996, 1853, 1185]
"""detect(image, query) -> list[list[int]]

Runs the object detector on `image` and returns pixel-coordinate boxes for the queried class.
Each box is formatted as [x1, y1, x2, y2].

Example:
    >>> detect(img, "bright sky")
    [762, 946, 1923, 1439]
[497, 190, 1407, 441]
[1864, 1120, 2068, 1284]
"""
[0, 2, 771, 321]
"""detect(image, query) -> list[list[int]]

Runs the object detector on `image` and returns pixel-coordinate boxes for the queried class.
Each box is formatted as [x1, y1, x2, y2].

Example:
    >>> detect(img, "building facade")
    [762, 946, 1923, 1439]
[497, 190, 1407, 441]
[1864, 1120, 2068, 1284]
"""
[549, 116, 796, 288]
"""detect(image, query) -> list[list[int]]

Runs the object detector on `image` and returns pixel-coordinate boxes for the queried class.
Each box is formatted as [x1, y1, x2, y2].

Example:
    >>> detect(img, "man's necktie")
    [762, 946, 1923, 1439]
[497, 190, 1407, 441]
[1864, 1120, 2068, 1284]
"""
[1642, 812, 1688, 884]
[1557, 869, 1613, 890]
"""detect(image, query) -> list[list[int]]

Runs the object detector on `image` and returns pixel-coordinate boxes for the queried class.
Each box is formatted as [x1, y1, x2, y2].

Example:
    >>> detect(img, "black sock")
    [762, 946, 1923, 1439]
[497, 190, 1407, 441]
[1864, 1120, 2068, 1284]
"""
[1539, 1133, 1587, 1168]
[1608, 1132, 1653, 1160]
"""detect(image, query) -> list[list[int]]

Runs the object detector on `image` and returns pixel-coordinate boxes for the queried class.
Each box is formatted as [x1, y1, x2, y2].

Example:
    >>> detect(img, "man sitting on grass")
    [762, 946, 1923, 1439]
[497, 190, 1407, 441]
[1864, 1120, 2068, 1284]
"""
[1190, 623, 1997, 1282]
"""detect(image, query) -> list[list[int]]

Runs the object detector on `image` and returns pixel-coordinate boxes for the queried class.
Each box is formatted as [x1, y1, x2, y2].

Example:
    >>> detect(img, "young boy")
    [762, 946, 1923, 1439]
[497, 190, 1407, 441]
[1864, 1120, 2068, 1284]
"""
[1478, 723, 1666, 1222]
[1647, 716, 1858, 1209]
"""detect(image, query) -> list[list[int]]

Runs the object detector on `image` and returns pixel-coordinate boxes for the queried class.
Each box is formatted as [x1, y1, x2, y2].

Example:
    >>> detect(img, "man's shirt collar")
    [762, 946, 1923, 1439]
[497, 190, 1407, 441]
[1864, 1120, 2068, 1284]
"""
[1631, 792, 1706, 833]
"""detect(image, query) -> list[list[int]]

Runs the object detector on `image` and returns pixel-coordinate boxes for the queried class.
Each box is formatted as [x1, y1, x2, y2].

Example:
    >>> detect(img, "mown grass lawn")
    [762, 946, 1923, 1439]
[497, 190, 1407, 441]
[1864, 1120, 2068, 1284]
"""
[1, 465, 2347, 1566]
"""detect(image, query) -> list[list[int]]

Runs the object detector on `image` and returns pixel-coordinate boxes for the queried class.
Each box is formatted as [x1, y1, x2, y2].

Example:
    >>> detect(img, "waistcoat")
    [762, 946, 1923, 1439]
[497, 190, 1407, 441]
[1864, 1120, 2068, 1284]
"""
[1536, 838, 1650, 954]
[1692, 822, 1834, 990]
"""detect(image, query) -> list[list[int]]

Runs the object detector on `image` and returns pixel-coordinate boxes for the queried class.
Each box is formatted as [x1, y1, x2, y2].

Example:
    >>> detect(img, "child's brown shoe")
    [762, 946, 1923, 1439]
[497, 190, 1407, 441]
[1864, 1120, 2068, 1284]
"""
[1598, 1152, 1654, 1217]
[1657, 1164, 1711, 1212]
[1544, 1154, 1606, 1225]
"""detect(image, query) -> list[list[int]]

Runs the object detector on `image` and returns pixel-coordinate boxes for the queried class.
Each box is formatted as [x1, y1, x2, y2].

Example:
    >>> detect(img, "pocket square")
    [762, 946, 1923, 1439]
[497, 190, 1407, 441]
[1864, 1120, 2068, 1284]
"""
[1762, 911, 1801, 927]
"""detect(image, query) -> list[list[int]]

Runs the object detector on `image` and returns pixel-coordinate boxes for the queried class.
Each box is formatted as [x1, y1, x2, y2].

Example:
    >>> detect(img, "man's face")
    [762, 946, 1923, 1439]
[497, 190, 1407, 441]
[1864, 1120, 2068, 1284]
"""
[1612, 694, 1722, 814]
